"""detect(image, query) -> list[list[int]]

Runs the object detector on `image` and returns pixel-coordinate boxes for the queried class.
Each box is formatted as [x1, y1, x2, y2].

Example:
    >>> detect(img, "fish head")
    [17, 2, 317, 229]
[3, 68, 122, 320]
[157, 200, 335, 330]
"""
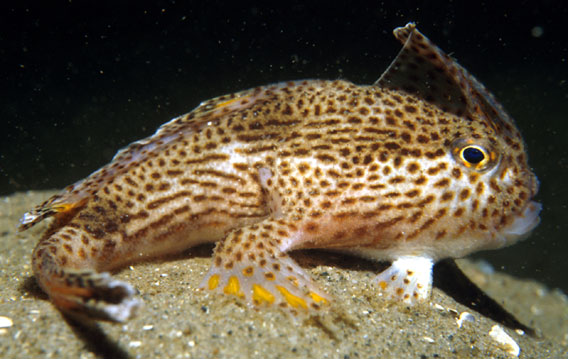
[446, 111, 541, 249]
[376, 23, 540, 256]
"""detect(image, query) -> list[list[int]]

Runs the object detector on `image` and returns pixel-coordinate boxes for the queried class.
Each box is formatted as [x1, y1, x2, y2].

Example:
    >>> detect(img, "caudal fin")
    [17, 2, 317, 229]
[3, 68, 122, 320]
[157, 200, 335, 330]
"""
[41, 269, 141, 322]
[32, 235, 141, 322]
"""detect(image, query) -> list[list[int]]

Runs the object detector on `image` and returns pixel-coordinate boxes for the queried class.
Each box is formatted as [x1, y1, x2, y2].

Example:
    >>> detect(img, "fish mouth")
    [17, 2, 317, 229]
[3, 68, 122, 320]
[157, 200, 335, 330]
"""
[502, 200, 542, 238]
[502, 170, 541, 238]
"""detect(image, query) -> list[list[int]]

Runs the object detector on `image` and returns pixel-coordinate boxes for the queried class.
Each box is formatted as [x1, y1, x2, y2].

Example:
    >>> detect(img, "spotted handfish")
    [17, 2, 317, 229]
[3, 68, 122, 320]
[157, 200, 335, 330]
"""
[19, 23, 540, 322]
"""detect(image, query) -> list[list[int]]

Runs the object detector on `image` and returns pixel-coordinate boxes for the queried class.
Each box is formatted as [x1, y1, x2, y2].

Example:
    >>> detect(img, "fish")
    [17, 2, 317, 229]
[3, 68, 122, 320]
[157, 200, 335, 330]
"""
[18, 23, 541, 322]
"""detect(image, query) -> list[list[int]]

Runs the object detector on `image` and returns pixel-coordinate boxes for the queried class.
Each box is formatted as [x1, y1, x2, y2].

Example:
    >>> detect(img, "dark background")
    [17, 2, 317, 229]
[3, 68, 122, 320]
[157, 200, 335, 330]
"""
[1, 2, 567, 292]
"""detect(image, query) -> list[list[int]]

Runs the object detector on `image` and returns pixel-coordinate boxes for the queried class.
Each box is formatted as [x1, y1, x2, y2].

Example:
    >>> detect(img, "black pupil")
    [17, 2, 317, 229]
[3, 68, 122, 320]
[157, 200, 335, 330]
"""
[463, 147, 485, 164]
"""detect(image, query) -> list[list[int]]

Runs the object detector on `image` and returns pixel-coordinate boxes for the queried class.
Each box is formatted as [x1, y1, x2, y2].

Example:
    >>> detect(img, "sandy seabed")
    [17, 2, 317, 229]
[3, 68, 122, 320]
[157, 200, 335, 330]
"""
[0, 190, 566, 359]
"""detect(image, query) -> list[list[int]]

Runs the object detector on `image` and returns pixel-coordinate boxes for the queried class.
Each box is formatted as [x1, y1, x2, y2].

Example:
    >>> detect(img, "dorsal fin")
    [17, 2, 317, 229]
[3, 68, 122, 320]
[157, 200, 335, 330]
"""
[376, 23, 517, 136]
[376, 23, 469, 116]
[18, 87, 270, 231]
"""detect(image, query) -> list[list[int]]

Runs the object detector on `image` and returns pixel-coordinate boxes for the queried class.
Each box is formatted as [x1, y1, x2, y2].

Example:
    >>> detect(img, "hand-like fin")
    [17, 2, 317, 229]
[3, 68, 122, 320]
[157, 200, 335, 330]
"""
[201, 219, 330, 315]
[373, 256, 434, 304]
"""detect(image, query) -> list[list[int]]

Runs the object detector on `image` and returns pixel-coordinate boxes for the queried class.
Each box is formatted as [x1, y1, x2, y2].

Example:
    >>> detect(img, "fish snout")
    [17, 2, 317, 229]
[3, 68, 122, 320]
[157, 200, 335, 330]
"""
[497, 169, 541, 241]
[529, 171, 540, 198]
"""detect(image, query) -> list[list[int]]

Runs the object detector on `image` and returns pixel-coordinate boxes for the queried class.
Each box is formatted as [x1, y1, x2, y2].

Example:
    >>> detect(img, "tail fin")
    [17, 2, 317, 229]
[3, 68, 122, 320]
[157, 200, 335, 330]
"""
[32, 235, 140, 322]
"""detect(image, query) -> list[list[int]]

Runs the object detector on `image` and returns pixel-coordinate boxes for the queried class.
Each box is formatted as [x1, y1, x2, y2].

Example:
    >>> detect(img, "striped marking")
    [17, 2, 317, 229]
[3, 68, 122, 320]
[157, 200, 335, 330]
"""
[215, 96, 248, 109]
[193, 169, 245, 183]
[123, 208, 267, 243]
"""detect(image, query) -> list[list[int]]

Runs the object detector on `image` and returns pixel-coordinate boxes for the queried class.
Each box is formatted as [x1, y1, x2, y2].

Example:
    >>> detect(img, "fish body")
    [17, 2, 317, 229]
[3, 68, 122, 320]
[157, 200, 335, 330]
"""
[19, 23, 540, 321]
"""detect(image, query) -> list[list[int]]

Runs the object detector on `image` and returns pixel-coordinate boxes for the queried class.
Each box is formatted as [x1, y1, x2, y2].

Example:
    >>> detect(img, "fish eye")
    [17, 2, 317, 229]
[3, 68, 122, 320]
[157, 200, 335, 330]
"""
[461, 146, 485, 164]
[456, 144, 494, 170]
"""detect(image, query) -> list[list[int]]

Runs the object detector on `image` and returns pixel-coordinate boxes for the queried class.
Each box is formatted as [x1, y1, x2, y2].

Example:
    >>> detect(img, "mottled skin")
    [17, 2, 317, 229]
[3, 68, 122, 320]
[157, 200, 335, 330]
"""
[19, 24, 540, 322]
